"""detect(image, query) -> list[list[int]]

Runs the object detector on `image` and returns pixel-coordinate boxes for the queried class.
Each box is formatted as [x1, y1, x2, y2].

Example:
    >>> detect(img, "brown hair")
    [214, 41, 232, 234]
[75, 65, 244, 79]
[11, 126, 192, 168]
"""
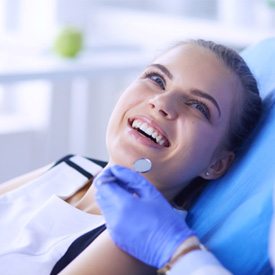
[172, 39, 262, 209]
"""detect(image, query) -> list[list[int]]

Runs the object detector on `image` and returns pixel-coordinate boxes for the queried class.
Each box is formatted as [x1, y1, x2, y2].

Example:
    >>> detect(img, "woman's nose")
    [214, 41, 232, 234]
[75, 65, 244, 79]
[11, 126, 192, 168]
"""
[148, 93, 178, 120]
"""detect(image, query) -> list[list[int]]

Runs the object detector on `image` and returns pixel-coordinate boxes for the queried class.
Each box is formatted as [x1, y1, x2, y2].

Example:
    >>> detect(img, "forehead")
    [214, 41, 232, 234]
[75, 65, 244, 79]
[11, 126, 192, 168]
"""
[153, 44, 242, 120]
[154, 44, 230, 78]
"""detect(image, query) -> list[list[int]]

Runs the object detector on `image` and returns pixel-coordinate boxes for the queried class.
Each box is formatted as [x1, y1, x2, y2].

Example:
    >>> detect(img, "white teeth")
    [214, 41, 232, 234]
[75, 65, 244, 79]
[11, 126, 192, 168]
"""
[147, 127, 154, 135]
[131, 119, 166, 146]
[140, 123, 147, 132]
[132, 120, 142, 128]
[156, 136, 161, 143]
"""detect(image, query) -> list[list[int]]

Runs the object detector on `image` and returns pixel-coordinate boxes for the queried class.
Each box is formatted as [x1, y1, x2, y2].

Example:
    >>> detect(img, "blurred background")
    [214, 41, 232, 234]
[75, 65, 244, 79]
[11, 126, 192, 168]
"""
[0, 0, 275, 182]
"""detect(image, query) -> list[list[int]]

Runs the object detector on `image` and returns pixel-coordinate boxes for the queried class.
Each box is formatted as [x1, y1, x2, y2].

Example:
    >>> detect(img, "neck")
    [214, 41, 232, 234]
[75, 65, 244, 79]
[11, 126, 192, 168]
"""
[73, 181, 102, 215]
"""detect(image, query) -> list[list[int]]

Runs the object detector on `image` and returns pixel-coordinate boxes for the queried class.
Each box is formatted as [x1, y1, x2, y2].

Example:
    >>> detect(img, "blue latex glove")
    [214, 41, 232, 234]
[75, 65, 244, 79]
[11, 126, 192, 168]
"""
[95, 165, 194, 268]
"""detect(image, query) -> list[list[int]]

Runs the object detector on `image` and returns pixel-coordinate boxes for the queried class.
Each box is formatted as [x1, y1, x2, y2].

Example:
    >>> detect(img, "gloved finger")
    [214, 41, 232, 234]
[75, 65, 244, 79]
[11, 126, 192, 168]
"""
[94, 166, 124, 188]
[95, 179, 136, 208]
[94, 166, 116, 183]
[94, 167, 140, 194]
[94, 166, 146, 199]
[110, 165, 161, 198]
[94, 175, 117, 186]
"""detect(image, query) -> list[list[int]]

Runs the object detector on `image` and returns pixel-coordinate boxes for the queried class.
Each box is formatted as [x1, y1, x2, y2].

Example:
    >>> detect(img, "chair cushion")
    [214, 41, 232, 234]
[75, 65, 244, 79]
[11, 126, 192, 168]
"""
[241, 37, 275, 98]
[188, 38, 275, 274]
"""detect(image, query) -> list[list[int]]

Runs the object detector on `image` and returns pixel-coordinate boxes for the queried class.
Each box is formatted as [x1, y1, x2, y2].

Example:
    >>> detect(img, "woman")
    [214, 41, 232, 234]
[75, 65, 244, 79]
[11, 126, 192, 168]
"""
[0, 39, 261, 275]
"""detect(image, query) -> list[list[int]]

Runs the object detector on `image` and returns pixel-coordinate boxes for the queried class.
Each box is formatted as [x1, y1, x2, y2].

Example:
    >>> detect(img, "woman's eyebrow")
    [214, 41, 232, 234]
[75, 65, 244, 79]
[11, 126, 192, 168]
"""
[191, 88, 221, 117]
[149, 64, 173, 80]
[147, 64, 221, 117]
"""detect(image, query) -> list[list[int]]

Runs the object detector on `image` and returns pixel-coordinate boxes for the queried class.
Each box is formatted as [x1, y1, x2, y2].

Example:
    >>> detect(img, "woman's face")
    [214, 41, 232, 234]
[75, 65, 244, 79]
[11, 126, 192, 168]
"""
[106, 44, 241, 200]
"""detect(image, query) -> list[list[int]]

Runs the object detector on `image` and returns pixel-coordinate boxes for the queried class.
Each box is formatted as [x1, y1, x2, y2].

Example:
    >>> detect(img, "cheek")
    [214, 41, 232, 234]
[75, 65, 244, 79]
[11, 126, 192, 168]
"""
[106, 84, 146, 148]
[107, 88, 135, 125]
[172, 125, 221, 172]
[108, 82, 150, 127]
[112, 84, 145, 113]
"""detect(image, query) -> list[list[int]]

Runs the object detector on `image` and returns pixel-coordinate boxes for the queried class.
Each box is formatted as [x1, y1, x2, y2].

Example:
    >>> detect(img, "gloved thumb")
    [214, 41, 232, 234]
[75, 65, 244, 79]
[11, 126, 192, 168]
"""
[110, 165, 160, 198]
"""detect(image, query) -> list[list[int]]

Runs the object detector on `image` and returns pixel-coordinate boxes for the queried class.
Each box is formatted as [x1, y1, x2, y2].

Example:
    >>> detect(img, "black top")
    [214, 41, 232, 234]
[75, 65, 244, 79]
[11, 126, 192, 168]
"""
[50, 224, 106, 275]
[50, 155, 107, 274]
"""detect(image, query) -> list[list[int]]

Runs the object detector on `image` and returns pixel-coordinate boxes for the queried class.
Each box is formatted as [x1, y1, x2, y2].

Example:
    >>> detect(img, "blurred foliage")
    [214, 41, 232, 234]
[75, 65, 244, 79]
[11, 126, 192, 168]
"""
[266, 0, 275, 9]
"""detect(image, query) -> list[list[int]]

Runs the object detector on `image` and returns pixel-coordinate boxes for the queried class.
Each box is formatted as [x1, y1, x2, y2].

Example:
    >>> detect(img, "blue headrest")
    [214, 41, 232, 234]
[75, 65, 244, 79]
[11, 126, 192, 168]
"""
[242, 38, 275, 97]
[188, 38, 275, 274]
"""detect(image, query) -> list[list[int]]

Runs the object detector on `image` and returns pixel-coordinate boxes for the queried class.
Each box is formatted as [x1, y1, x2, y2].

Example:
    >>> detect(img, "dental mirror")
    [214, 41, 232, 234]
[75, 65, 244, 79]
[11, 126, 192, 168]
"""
[133, 158, 152, 173]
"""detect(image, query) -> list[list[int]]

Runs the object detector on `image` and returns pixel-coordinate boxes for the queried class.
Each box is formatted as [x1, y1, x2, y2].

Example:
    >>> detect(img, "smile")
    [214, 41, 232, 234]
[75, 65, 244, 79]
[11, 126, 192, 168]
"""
[130, 118, 170, 147]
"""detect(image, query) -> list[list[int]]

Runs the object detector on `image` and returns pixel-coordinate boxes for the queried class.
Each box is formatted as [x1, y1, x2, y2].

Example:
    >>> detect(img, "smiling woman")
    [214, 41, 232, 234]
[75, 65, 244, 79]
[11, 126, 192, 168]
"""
[105, 39, 259, 202]
[0, 39, 262, 275]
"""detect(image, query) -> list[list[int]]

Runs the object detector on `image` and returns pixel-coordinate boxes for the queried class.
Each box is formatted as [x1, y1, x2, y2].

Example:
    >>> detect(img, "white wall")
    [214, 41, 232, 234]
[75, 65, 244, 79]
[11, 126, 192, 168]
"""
[0, 129, 47, 181]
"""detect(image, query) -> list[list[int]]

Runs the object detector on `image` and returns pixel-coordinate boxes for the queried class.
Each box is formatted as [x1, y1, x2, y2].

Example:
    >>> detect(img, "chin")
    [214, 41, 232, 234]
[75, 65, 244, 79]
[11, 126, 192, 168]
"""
[108, 148, 135, 169]
[108, 140, 139, 168]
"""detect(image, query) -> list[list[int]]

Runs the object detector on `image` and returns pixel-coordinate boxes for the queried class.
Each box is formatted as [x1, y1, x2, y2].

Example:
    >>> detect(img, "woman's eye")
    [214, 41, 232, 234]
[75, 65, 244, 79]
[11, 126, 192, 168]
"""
[144, 72, 166, 90]
[187, 100, 210, 120]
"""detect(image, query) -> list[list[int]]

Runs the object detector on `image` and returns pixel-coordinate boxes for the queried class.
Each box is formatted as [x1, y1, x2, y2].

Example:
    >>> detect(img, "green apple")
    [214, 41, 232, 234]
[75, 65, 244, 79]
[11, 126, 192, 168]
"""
[54, 27, 83, 58]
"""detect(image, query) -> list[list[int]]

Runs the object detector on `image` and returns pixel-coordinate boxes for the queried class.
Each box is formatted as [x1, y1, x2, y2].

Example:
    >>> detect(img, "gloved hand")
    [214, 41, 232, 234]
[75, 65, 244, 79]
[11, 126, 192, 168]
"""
[94, 165, 195, 268]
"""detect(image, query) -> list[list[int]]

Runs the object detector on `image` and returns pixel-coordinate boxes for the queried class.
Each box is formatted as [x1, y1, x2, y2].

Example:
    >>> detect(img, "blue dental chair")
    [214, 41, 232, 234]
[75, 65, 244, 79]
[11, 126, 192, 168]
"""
[188, 38, 275, 274]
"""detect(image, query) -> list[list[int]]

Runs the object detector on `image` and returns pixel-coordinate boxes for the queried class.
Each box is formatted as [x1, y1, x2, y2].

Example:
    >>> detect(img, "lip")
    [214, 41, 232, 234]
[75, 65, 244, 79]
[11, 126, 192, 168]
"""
[127, 116, 170, 148]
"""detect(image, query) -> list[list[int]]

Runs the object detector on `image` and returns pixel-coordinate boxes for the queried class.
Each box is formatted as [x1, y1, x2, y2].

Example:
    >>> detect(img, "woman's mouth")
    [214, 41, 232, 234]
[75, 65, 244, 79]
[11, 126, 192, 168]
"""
[129, 118, 170, 148]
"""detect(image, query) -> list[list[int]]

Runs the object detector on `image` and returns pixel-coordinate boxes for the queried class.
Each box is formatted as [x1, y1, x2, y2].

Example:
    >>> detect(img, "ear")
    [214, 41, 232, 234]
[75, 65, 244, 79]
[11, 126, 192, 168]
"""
[201, 151, 235, 180]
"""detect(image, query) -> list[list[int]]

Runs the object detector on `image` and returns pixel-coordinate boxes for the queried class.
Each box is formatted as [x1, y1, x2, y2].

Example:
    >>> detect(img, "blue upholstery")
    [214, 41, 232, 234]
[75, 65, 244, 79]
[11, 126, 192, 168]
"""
[188, 38, 275, 275]
[242, 38, 275, 97]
